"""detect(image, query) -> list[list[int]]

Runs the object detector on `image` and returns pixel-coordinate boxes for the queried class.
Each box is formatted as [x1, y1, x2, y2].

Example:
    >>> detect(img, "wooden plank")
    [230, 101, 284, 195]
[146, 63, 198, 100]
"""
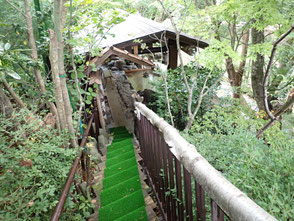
[111, 46, 154, 66]
[138, 46, 168, 54]
[89, 70, 102, 85]
[184, 167, 193, 221]
[133, 45, 139, 55]
[125, 68, 153, 73]
[84, 49, 112, 75]
[211, 200, 225, 221]
[175, 157, 184, 221]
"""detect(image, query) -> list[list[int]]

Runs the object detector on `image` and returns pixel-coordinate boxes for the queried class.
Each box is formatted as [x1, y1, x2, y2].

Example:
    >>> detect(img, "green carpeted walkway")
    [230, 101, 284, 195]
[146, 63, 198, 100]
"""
[99, 127, 148, 221]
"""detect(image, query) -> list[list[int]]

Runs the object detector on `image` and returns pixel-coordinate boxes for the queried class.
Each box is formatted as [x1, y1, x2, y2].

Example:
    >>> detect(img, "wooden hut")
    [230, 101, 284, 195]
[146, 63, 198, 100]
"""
[100, 13, 208, 69]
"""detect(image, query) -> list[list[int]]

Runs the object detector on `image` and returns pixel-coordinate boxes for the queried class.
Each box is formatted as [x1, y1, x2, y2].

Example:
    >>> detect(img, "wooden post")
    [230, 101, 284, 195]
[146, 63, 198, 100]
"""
[133, 45, 139, 55]
[96, 88, 106, 131]
[93, 98, 100, 140]
[168, 40, 178, 69]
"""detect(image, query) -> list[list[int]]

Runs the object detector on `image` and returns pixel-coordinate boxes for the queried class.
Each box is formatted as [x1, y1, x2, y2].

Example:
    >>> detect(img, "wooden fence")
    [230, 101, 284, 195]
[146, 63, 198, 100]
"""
[134, 102, 277, 221]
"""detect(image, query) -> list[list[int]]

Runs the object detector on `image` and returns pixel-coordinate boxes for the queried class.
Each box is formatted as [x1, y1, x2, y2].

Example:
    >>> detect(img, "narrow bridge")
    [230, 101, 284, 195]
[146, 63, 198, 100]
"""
[50, 101, 277, 221]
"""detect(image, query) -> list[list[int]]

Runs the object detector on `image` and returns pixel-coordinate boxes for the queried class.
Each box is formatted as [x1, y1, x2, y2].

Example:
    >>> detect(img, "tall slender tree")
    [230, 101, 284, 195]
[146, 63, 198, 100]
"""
[23, 0, 58, 116]
[51, 0, 77, 147]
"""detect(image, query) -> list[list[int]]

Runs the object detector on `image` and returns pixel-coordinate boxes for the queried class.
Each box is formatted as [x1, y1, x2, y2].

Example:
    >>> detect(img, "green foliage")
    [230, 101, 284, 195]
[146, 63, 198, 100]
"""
[0, 38, 53, 112]
[183, 102, 294, 219]
[149, 63, 221, 130]
[268, 37, 294, 99]
[0, 110, 93, 220]
[66, 0, 127, 56]
[115, 0, 166, 20]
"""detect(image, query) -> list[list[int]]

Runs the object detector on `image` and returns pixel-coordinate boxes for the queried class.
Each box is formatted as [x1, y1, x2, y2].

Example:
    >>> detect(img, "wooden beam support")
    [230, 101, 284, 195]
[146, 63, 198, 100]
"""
[125, 68, 153, 73]
[136, 46, 168, 54]
[133, 45, 139, 55]
[168, 40, 178, 69]
[84, 46, 154, 75]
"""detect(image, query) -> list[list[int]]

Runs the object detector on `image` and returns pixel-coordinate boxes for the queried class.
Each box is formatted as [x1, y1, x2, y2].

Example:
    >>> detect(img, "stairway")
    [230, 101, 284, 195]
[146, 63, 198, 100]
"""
[99, 127, 148, 221]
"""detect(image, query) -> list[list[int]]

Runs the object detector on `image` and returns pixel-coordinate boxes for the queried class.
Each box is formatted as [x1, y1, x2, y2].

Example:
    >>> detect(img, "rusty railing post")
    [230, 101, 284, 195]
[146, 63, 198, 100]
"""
[93, 98, 100, 140]
[51, 115, 94, 221]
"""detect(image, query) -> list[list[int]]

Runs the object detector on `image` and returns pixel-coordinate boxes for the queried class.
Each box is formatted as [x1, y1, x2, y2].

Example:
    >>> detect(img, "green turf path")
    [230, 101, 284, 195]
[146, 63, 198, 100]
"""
[99, 127, 147, 221]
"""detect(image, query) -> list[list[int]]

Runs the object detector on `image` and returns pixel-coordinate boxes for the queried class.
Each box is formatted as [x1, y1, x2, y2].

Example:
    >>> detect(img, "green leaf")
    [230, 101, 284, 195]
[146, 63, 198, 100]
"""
[85, 99, 91, 105]
[4, 43, 11, 51]
[6, 70, 21, 80]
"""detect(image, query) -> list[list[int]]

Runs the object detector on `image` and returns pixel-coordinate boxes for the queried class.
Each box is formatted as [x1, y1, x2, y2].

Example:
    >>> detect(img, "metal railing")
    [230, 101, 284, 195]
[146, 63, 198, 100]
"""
[134, 102, 277, 221]
[51, 100, 101, 221]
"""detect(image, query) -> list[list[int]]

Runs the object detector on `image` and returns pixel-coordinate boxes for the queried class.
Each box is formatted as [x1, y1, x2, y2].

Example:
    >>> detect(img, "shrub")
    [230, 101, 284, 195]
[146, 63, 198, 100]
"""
[0, 110, 92, 220]
[183, 103, 294, 219]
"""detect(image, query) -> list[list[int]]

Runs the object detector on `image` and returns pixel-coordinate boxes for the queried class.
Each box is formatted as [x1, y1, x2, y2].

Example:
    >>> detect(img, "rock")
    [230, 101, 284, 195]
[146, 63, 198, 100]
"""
[111, 66, 119, 71]
[107, 60, 116, 67]
[79, 181, 87, 197]
[99, 128, 109, 144]
[132, 138, 139, 147]
[115, 59, 126, 70]
[98, 135, 106, 150]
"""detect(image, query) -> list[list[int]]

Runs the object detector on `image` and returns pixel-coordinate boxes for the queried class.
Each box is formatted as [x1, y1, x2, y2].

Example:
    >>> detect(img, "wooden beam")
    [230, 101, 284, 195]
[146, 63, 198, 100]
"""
[112, 30, 209, 50]
[125, 68, 153, 73]
[84, 46, 154, 75]
[84, 48, 112, 75]
[168, 40, 178, 69]
[111, 46, 154, 67]
[136, 46, 168, 54]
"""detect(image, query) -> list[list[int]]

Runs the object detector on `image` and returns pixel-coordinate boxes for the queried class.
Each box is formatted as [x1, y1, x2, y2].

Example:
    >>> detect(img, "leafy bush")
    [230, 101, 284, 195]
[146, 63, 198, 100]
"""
[0, 110, 92, 220]
[149, 63, 221, 130]
[183, 102, 294, 219]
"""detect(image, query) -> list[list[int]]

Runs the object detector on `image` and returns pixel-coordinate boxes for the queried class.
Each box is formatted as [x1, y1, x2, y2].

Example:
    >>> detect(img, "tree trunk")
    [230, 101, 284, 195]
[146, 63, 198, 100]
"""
[3, 79, 26, 109]
[23, 0, 57, 116]
[49, 29, 67, 130]
[53, 0, 77, 147]
[226, 30, 249, 98]
[33, 0, 51, 75]
[251, 27, 265, 111]
[0, 87, 14, 117]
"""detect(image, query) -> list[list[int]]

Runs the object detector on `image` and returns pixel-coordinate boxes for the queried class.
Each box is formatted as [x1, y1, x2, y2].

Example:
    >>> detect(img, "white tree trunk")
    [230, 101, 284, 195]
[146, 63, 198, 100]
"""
[53, 0, 77, 147]
[23, 0, 57, 116]
[49, 29, 67, 130]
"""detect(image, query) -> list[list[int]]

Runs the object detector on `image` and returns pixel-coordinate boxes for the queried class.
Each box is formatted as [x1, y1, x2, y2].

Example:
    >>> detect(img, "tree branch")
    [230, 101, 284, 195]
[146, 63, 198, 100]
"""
[4, 0, 26, 18]
[263, 25, 294, 120]
[2, 79, 26, 109]
[257, 90, 294, 138]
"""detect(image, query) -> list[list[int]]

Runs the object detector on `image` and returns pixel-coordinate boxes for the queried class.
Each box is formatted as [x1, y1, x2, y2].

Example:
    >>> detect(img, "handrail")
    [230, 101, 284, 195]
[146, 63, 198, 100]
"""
[135, 102, 277, 221]
[50, 114, 94, 221]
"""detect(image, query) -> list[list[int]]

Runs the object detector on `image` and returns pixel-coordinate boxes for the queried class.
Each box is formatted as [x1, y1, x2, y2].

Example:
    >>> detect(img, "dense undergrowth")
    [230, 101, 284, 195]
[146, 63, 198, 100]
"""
[0, 110, 92, 220]
[182, 101, 294, 220]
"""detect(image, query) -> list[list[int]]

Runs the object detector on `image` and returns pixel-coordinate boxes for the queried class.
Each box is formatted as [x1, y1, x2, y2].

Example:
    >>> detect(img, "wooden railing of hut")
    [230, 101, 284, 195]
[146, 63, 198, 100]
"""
[134, 102, 277, 221]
